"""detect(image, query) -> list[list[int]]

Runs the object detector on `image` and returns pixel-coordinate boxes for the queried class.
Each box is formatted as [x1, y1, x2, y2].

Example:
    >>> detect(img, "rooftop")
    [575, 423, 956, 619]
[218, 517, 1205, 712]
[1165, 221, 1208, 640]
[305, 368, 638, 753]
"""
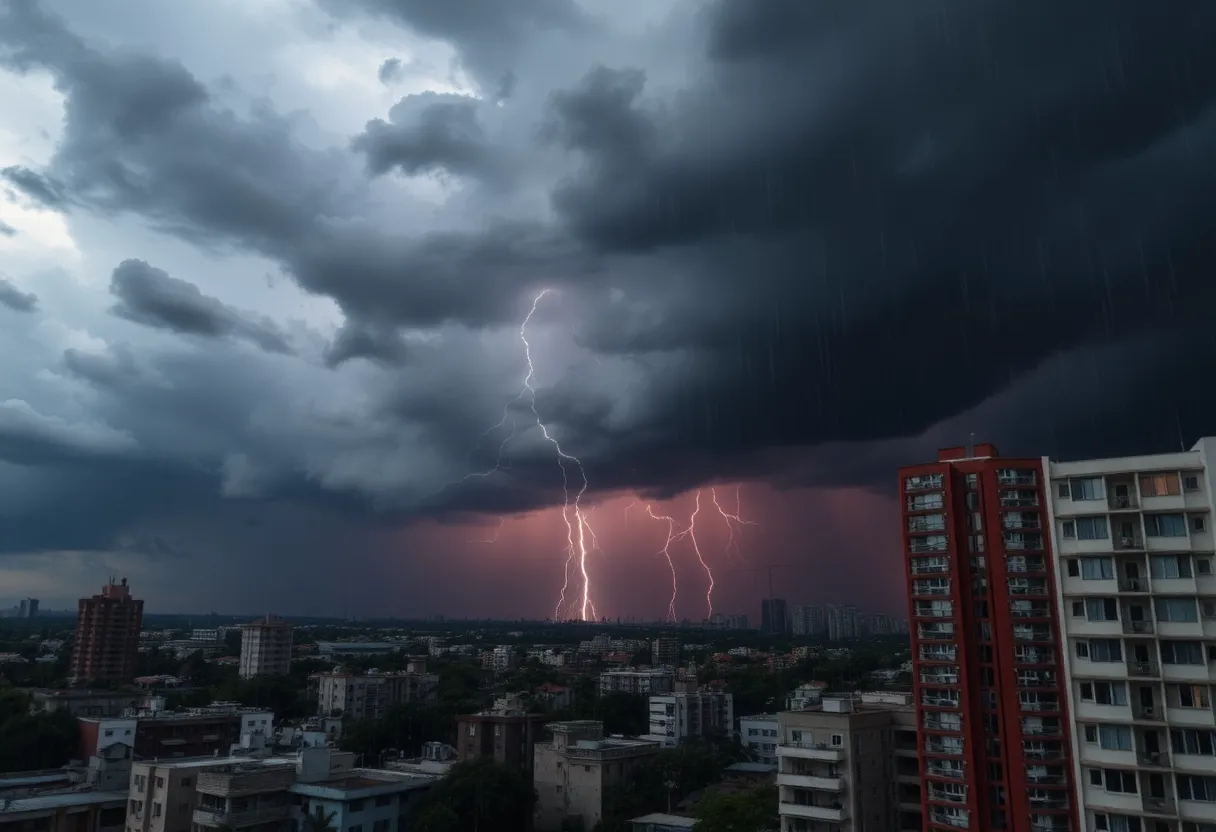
[289, 768, 437, 799]
[0, 790, 128, 814]
[629, 813, 698, 828]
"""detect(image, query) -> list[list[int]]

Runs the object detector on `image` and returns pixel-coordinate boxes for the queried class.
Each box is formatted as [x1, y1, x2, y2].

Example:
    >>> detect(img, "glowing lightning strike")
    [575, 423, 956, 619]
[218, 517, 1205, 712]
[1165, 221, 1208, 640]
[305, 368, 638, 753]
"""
[711, 485, 759, 561]
[467, 516, 506, 544]
[517, 290, 599, 622]
[644, 505, 681, 622]
[686, 490, 714, 618]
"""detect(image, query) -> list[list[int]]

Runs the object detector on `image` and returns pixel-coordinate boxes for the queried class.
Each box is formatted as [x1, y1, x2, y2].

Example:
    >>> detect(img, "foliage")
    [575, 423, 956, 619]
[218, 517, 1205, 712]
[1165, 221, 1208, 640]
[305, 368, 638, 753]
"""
[411, 758, 535, 832]
[692, 785, 778, 832]
[598, 738, 740, 832]
[339, 703, 463, 759]
[0, 688, 80, 773]
[302, 806, 338, 832]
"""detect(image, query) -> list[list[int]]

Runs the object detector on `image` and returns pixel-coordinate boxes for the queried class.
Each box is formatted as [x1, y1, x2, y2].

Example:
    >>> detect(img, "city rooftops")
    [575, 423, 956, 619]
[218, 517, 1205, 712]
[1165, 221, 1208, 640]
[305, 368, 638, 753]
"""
[0, 790, 128, 814]
[315, 642, 399, 654]
[629, 813, 698, 829]
[600, 668, 672, 676]
[289, 768, 438, 800]
[738, 713, 779, 721]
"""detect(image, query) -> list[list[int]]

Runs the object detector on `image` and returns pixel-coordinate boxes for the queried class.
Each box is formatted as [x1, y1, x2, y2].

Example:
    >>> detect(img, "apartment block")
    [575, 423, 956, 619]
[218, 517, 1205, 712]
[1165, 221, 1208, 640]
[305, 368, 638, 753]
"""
[315, 671, 439, 719]
[740, 713, 781, 766]
[792, 605, 826, 637]
[598, 669, 675, 696]
[72, 578, 143, 684]
[82, 704, 273, 761]
[763, 599, 789, 634]
[455, 698, 549, 773]
[644, 691, 733, 748]
[533, 721, 661, 832]
[901, 444, 1076, 831]
[238, 617, 292, 679]
[651, 637, 681, 668]
[1045, 439, 1216, 832]
[826, 605, 860, 641]
[776, 693, 922, 832]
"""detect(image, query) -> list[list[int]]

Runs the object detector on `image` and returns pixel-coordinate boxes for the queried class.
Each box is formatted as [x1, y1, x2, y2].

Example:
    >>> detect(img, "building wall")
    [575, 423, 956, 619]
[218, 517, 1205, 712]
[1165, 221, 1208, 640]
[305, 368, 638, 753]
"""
[127, 762, 219, 832]
[71, 582, 143, 683]
[739, 716, 780, 766]
[1043, 441, 1216, 832]
[533, 747, 650, 832]
[901, 447, 1077, 832]
[238, 620, 293, 679]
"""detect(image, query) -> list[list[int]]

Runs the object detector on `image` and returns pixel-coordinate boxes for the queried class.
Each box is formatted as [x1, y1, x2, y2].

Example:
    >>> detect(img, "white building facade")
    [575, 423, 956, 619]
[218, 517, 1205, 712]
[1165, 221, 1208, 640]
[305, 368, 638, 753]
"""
[644, 692, 733, 748]
[1045, 438, 1216, 832]
[739, 714, 780, 766]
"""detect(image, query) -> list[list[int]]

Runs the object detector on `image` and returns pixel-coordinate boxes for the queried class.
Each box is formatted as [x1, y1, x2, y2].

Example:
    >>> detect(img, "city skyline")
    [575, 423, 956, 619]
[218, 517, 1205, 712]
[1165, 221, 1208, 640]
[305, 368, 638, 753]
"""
[3, 0, 1216, 619]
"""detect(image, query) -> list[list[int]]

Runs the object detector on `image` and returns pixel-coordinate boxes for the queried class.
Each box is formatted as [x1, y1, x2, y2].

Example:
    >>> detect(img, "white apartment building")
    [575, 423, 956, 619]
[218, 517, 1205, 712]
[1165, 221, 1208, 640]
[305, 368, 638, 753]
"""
[598, 669, 675, 696]
[776, 694, 921, 832]
[315, 671, 439, 719]
[238, 617, 293, 679]
[739, 713, 780, 766]
[1046, 439, 1216, 832]
[533, 721, 661, 832]
[644, 692, 733, 748]
[825, 605, 859, 641]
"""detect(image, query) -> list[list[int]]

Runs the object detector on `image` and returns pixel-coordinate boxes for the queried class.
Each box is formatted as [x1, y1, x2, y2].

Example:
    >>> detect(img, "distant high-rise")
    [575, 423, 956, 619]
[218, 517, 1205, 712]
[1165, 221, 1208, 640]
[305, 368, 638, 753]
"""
[760, 598, 788, 634]
[826, 603, 860, 640]
[71, 578, 143, 683]
[650, 637, 680, 668]
[18, 598, 38, 618]
[791, 603, 826, 636]
[238, 615, 293, 678]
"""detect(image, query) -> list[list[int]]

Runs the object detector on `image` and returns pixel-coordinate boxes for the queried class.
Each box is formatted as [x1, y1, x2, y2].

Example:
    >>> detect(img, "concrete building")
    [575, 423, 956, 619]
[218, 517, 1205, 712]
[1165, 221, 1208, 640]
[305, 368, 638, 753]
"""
[739, 714, 780, 766]
[900, 444, 1076, 831]
[455, 697, 549, 774]
[0, 789, 126, 832]
[314, 671, 439, 719]
[791, 605, 826, 637]
[71, 579, 143, 684]
[629, 814, 698, 832]
[81, 703, 273, 762]
[533, 721, 661, 832]
[651, 638, 680, 668]
[825, 605, 859, 641]
[645, 692, 733, 748]
[29, 690, 144, 719]
[17, 598, 39, 618]
[314, 642, 398, 657]
[776, 693, 921, 832]
[1044, 439, 1216, 832]
[238, 617, 292, 679]
[598, 669, 675, 696]
[288, 764, 437, 832]
[762, 599, 789, 635]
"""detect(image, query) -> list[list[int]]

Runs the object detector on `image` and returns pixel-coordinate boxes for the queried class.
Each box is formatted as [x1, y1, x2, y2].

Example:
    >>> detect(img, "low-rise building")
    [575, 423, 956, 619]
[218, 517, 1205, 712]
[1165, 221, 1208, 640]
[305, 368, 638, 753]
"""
[533, 721, 661, 832]
[650, 638, 680, 668]
[629, 813, 698, 832]
[0, 789, 127, 832]
[644, 692, 733, 749]
[738, 714, 780, 766]
[314, 672, 439, 720]
[81, 701, 273, 761]
[776, 693, 921, 832]
[28, 689, 144, 719]
[598, 669, 675, 696]
[455, 698, 549, 774]
[314, 643, 399, 657]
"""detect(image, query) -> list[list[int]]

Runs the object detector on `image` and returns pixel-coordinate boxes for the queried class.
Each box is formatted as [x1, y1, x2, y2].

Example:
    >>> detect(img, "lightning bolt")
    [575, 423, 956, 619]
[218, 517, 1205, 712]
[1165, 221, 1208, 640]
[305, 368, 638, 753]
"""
[686, 490, 713, 618]
[515, 291, 599, 622]
[711, 485, 758, 561]
[644, 505, 680, 622]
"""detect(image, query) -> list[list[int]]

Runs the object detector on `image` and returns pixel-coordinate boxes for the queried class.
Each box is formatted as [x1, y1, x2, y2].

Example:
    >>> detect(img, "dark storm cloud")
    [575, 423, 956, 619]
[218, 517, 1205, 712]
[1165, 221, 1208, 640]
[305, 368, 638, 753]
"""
[353, 92, 506, 185]
[0, 278, 38, 312]
[2, 0, 1216, 542]
[1, 165, 66, 208]
[109, 259, 294, 354]
[377, 57, 404, 84]
[323, 0, 590, 84]
[0, 399, 136, 464]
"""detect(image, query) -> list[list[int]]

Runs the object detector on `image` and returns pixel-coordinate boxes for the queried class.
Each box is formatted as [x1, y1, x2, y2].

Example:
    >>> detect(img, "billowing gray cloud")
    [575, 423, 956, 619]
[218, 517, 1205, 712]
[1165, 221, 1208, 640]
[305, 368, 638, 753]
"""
[1, 165, 66, 208]
[109, 259, 293, 354]
[0, 220, 16, 237]
[353, 92, 506, 185]
[0, 0, 1215, 585]
[0, 399, 137, 463]
[377, 57, 405, 84]
[0, 278, 38, 312]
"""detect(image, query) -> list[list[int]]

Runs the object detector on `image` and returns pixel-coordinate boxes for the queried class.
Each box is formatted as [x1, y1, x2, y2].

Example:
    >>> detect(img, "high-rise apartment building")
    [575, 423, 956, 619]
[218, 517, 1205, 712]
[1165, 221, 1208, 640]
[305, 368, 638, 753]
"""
[651, 637, 681, 668]
[900, 444, 1076, 832]
[71, 578, 144, 683]
[791, 604, 827, 637]
[238, 615, 293, 678]
[1044, 439, 1216, 832]
[644, 691, 734, 748]
[18, 598, 38, 618]
[763, 598, 789, 634]
[826, 604, 860, 641]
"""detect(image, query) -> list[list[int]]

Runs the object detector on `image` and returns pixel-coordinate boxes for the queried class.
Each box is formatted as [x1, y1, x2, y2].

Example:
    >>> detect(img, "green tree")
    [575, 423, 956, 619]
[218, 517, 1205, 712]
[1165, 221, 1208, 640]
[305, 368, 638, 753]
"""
[692, 785, 778, 832]
[302, 806, 338, 832]
[0, 699, 80, 773]
[411, 758, 535, 832]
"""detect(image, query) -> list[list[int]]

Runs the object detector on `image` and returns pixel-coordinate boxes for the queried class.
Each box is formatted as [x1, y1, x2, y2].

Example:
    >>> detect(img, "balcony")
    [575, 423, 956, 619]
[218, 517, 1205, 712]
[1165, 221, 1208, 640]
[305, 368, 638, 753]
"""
[1127, 660, 1161, 678]
[193, 807, 289, 829]
[777, 773, 844, 791]
[780, 802, 847, 823]
[1141, 796, 1176, 815]
[925, 766, 964, 780]
[1123, 619, 1154, 635]
[910, 541, 949, 554]
[1026, 773, 1067, 786]
[1118, 576, 1149, 592]
[1115, 536, 1145, 551]
[1137, 750, 1170, 768]
[780, 743, 844, 762]
[1028, 795, 1069, 810]
[924, 741, 963, 756]
[918, 628, 955, 641]
[1109, 494, 1139, 511]
[1000, 491, 1039, 507]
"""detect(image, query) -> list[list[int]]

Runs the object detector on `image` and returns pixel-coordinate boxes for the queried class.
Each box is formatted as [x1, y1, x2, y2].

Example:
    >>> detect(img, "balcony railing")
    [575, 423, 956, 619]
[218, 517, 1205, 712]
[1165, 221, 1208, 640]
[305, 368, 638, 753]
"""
[1127, 660, 1161, 677]
[1118, 576, 1148, 592]
[1026, 774, 1066, 786]
[910, 541, 949, 554]
[924, 742, 963, 755]
[1137, 751, 1170, 767]
[1109, 495, 1138, 510]
[926, 767, 964, 780]
[1123, 620, 1154, 635]
[927, 789, 967, 804]
[912, 563, 950, 574]
[918, 629, 955, 641]
[1019, 700, 1060, 712]
[924, 720, 962, 732]
[1011, 606, 1052, 618]
[1115, 536, 1145, 550]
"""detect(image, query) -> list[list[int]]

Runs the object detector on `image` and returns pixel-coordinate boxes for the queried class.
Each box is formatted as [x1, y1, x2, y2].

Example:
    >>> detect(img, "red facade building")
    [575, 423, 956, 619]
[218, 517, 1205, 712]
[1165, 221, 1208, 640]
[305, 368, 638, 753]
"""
[71, 578, 144, 684]
[900, 444, 1076, 832]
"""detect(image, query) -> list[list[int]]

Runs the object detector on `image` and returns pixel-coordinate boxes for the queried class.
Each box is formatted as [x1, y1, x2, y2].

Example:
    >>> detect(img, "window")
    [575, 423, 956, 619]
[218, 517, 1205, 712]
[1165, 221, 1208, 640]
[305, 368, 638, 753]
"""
[1199, 558, 1214, 575]
[349, 801, 364, 812]
[1068, 477, 1102, 500]
[152, 804, 162, 818]
[1075, 641, 1090, 658]
[1090, 768, 1137, 794]
[1145, 514, 1187, 537]
[1161, 641, 1204, 665]
[1098, 724, 1133, 751]
[1170, 685, 1213, 709]
[1194, 516, 1207, 532]
[1080, 556, 1114, 579]
[155, 778, 164, 790]
[1089, 640, 1123, 662]
[1095, 815, 1147, 832]
[1062, 517, 1109, 541]
[1150, 554, 1193, 579]
[180, 779, 191, 788]
[1140, 473, 1182, 497]
[104, 729, 113, 737]
[374, 797, 392, 808]
[1177, 774, 1216, 801]
[1155, 598, 1199, 623]
[830, 734, 843, 747]
[1171, 729, 1216, 756]
[1085, 598, 1119, 621]
[1080, 681, 1128, 706]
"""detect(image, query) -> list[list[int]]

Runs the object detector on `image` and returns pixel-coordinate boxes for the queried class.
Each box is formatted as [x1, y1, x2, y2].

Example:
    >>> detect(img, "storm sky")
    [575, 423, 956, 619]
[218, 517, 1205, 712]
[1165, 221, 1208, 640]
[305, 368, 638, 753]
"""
[2, 0, 1215, 620]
